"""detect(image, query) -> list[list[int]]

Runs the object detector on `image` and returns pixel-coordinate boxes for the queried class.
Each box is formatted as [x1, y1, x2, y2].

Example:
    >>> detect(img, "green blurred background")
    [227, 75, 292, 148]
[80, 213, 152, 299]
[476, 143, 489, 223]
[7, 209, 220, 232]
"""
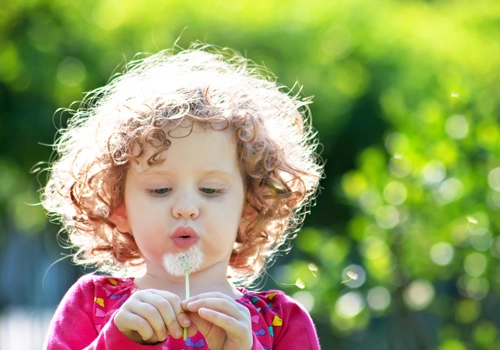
[1, 0, 500, 348]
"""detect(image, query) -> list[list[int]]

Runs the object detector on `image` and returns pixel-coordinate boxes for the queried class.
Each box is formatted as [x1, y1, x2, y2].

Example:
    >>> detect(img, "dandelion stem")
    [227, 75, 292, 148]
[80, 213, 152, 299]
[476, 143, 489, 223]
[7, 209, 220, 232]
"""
[183, 258, 190, 341]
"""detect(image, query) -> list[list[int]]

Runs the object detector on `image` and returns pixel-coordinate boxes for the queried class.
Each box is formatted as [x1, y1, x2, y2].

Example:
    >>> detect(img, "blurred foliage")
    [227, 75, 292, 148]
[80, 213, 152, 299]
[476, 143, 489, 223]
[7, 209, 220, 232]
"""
[2, 0, 500, 348]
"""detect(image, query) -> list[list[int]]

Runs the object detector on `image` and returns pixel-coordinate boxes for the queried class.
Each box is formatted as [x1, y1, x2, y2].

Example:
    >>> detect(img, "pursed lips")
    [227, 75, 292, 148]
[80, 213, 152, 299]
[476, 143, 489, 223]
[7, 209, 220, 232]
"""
[171, 226, 199, 249]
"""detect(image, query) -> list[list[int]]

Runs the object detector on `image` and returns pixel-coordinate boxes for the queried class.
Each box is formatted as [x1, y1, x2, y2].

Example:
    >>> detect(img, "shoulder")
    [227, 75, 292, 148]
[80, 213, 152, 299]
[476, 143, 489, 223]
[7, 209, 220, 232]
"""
[239, 288, 314, 330]
[239, 289, 284, 303]
[66, 274, 136, 305]
[70, 274, 135, 292]
[68, 275, 136, 332]
[239, 289, 320, 349]
[239, 288, 307, 313]
[44, 275, 136, 348]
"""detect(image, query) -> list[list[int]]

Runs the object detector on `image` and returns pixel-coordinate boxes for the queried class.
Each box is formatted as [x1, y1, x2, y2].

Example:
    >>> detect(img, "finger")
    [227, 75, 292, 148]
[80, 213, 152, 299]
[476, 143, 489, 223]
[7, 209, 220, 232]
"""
[115, 308, 158, 343]
[186, 310, 227, 349]
[137, 290, 189, 339]
[198, 307, 236, 328]
[184, 297, 248, 317]
[146, 290, 191, 326]
[182, 292, 236, 312]
[181, 293, 253, 349]
[185, 298, 251, 333]
[185, 321, 199, 338]
[183, 291, 235, 304]
[195, 307, 252, 348]
[126, 295, 170, 341]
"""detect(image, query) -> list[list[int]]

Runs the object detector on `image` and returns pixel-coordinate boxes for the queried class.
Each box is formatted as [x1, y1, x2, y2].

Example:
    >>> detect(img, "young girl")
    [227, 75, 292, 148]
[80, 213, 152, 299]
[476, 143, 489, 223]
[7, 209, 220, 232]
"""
[42, 43, 323, 349]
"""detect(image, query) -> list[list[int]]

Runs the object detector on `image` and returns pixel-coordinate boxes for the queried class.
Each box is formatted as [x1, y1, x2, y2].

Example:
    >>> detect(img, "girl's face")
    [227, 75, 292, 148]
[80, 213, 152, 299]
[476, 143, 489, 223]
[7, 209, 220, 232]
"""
[113, 124, 245, 281]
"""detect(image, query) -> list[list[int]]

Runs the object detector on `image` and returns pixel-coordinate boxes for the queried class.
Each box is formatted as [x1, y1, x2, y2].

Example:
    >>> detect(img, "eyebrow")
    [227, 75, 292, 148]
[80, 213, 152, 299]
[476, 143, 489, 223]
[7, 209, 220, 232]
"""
[140, 168, 237, 180]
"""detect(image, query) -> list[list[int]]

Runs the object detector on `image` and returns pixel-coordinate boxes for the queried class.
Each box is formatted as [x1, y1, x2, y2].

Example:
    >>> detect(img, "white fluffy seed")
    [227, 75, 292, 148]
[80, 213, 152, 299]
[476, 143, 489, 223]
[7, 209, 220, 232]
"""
[163, 246, 203, 276]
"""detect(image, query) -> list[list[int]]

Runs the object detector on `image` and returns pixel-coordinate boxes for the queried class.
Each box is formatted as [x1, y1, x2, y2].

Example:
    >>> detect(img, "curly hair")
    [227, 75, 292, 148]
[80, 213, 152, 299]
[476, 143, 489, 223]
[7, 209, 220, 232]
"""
[42, 43, 323, 285]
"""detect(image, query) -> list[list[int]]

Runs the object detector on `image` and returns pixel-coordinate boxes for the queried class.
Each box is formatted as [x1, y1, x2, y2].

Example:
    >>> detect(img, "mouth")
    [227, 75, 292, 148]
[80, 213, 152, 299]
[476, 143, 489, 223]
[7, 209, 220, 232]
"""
[171, 226, 199, 249]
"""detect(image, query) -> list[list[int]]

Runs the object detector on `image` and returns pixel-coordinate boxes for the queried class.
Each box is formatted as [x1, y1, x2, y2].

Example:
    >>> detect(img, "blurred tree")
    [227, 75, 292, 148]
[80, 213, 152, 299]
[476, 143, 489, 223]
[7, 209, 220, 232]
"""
[1, 0, 500, 348]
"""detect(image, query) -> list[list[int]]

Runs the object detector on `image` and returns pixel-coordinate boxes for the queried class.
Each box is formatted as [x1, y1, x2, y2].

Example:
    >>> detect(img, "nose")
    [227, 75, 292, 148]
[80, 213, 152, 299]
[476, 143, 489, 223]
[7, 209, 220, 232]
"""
[171, 193, 199, 219]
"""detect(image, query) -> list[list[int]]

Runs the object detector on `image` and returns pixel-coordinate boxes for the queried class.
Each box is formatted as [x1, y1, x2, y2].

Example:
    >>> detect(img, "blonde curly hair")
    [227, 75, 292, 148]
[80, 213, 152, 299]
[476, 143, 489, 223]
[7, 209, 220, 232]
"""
[42, 43, 323, 285]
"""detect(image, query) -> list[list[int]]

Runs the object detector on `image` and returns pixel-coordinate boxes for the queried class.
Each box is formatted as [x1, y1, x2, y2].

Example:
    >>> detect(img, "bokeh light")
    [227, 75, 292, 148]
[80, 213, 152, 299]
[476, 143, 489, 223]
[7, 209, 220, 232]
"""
[445, 114, 469, 139]
[403, 279, 435, 311]
[423, 160, 446, 185]
[430, 242, 454, 266]
[335, 292, 365, 319]
[367, 286, 391, 312]
[342, 264, 366, 288]
[293, 291, 315, 312]
[463, 253, 487, 277]
[56, 57, 86, 87]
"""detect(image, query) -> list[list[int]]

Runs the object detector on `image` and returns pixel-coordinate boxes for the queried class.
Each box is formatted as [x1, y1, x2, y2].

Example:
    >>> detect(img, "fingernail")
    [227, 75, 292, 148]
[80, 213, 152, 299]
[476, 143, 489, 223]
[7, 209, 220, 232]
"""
[181, 316, 190, 326]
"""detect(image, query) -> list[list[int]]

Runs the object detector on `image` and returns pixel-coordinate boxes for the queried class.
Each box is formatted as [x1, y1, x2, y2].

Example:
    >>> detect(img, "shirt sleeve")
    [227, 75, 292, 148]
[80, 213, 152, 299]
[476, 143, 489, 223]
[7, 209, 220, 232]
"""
[272, 294, 321, 350]
[43, 275, 163, 350]
[250, 332, 268, 350]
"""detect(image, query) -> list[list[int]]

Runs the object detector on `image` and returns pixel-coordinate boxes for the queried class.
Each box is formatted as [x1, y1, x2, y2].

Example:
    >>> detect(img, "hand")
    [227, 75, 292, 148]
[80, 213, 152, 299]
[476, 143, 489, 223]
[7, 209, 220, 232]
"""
[114, 289, 191, 344]
[182, 292, 253, 350]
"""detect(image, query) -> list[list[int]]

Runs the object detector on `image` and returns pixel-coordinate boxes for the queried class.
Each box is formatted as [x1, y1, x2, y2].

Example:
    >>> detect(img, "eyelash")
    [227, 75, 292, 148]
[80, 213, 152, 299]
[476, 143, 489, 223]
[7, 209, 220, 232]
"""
[200, 188, 225, 196]
[148, 188, 225, 197]
[149, 188, 172, 197]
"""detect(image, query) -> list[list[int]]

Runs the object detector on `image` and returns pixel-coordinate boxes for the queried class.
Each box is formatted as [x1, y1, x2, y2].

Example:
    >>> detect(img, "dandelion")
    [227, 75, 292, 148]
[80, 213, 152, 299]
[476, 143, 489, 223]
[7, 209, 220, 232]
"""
[341, 270, 359, 284]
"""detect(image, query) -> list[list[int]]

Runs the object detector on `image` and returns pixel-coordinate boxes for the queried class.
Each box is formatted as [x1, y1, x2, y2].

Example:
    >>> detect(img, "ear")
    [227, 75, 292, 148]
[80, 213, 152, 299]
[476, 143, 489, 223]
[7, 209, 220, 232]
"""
[109, 204, 131, 233]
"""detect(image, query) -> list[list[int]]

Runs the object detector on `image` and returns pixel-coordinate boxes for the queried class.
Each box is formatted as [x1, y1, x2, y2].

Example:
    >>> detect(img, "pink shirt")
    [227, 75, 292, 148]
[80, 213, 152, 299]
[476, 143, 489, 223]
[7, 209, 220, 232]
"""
[44, 275, 320, 349]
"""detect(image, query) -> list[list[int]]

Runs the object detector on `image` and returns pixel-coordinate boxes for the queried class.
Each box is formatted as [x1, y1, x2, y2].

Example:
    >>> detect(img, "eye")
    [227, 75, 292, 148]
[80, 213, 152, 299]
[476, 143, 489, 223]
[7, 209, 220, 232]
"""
[200, 188, 225, 196]
[149, 188, 171, 197]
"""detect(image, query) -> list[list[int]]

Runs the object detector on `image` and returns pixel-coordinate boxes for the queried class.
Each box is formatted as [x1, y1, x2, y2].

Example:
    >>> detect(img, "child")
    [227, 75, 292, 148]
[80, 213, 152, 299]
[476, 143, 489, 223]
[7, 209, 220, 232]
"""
[42, 43, 323, 349]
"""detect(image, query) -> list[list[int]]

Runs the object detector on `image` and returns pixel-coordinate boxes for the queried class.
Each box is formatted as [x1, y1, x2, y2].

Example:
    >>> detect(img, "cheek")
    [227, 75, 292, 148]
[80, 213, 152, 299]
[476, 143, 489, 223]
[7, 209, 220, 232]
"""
[124, 204, 161, 235]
